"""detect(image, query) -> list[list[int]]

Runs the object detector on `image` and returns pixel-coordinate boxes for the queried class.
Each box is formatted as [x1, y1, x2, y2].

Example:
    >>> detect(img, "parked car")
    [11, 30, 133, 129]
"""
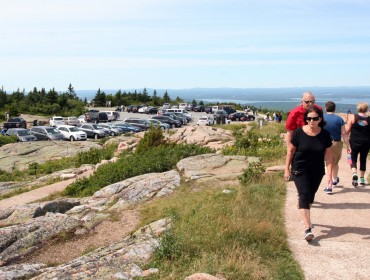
[163, 113, 187, 125]
[205, 106, 212, 114]
[179, 103, 188, 110]
[64, 116, 79, 126]
[98, 123, 123, 136]
[49, 116, 65, 127]
[162, 103, 171, 110]
[112, 123, 143, 133]
[151, 115, 182, 128]
[194, 105, 205, 112]
[222, 106, 236, 115]
[147, 119, 171, 130]
[5, 128, 37, 142]
[123, 118, 151, 130]
[85, 110, 100, 123]
[145, 107, 158, 114]
[99, 111, 116, 121]
[30, 126, 64, 141]
[3, 117, 27, 130]
[126, 105, 141, 113]
[78, 115, 86, 124]
[197, 116, 214, 126]
[241, 114, 256, 121]
[77, 124, 106, 139]
[56, 125, 87, 141]
[138, 106, 148, 113]
[95, 112, 107, 123]
[228, 112, 247, 121]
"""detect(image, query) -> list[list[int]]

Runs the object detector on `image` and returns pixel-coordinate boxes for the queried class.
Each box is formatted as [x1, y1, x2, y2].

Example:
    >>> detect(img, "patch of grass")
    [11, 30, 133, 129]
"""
[139, 173, 303, 279]
[221, 122, 286, 166]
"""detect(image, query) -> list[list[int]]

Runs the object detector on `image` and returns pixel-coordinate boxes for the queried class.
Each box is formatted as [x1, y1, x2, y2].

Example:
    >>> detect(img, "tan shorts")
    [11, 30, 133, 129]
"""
[331, 141, 343, 165]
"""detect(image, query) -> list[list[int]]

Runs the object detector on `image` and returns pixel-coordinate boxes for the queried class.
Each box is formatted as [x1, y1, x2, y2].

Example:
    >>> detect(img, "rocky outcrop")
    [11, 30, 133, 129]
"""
[0, 141, 101, 172]
[0, 219, 170, 280]
[0, 170, 181, 266]
[0, 213, 81, 266]
[168, 126, 235, 150]
[177, 153, 258, 181]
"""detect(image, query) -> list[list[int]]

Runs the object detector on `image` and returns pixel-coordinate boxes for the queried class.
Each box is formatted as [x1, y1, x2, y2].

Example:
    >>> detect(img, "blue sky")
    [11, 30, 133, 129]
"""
[1, 0, 370, 92]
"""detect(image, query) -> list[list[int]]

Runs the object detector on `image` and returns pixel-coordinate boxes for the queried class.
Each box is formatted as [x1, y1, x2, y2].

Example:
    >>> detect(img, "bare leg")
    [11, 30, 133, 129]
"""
[332, 163, 339, 180]
[300, 208, 311, 229]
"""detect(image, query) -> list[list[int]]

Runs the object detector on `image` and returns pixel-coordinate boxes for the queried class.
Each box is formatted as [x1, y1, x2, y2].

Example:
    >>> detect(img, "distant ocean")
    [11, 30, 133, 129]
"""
[76, 86, 370, 113]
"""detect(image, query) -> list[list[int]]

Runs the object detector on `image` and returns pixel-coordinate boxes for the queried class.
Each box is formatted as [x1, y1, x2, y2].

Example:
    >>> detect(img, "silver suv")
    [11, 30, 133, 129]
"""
[30, 126, 64, 141]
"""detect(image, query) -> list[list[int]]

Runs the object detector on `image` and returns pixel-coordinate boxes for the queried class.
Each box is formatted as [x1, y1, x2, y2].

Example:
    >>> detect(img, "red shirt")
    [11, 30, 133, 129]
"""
[286, 104, 322, 131]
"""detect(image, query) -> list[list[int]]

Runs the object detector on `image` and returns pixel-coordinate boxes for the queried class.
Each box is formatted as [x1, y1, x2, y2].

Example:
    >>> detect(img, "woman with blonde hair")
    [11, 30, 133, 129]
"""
[346, 102, 370, 187]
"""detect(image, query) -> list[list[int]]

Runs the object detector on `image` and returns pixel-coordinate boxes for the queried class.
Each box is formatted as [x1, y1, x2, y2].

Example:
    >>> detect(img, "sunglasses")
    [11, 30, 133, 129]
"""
[306, 116, 320, 121]
[302, 100, 315, 104]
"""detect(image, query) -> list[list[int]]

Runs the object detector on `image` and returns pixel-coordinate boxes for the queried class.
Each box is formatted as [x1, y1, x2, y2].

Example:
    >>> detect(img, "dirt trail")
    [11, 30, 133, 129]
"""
[0, 169, 94, 209]
[285, 148, 370, 280]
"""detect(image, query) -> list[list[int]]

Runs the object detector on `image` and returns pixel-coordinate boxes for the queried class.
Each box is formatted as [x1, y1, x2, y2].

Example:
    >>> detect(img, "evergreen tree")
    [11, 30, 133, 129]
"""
[46, 88, 59, 104]
[93, 88, 106, 107]
[163, 90, 171, 103]
[67, 83, 77, 99]
[152, 90, 160, 106]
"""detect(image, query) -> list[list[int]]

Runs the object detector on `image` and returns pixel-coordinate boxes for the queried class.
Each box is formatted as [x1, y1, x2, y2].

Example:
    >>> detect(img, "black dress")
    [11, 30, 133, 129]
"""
[291, 127, 332, 208]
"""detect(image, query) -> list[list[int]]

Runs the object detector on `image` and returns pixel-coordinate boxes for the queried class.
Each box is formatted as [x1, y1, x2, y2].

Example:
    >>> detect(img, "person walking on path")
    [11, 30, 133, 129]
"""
[285, 91, 322, 146]
[323, 101, 351, 193]
[285, 107, 333, 241]
[345, 102, 370, 187]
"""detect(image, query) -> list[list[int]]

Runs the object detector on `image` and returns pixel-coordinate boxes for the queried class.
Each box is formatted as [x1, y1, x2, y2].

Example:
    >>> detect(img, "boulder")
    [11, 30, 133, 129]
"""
[93, 170, 181, 207]
[30, 218, 170, 280]
[0, 213, 81, 265]
[177, 154, 254, 181]
[0, 141, 101, 172]
[168, 126, 235, 150]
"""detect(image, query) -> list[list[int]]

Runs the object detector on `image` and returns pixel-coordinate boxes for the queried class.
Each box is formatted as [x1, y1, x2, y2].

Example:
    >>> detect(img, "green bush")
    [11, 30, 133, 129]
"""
[75, 144, 117, 166]
[64, 143, 214, 197]
[0, 135, 17, 146]
[136, 126, 166, 154]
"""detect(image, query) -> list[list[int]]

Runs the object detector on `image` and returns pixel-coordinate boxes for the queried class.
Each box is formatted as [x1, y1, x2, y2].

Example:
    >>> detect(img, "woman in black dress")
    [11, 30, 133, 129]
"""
[285, 107, 333, 241]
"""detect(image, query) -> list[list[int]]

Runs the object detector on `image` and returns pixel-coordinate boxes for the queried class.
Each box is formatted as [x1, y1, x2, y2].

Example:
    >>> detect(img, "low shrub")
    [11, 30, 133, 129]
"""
[0, 135, 17, 146]
[63, 143, 214, 197]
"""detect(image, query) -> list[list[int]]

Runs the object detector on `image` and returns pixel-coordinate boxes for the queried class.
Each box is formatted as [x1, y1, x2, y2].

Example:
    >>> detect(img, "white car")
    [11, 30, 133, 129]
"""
[138, 106, 148, 113]
[49, 116, 65, 127]
[56, 125, 87, 141]
[197, 116, 214, 126]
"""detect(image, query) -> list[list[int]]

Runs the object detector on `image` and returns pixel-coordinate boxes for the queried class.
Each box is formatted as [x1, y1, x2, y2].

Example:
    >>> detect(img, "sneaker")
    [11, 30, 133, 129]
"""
[352, 174, 358, 187]
[304, 229, 314, 241]
[359, 177, 365, 187]
[324, 187, 332, 194]
[332, 177, 340, 186]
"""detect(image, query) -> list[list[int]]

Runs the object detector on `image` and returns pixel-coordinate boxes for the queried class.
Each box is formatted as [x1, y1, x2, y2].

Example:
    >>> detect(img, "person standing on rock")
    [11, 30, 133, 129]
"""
[323, 101, 351, 193]
[345, 102, 370, 187]
[285, 107, 333, 241]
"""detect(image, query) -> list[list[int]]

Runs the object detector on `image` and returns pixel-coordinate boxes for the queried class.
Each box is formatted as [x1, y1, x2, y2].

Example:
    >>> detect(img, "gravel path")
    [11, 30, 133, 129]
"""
[285, 148, 370, 280]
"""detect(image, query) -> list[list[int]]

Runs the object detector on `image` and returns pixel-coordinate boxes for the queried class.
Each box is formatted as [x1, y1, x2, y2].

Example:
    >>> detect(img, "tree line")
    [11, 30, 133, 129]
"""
[0, 84, 202, 120]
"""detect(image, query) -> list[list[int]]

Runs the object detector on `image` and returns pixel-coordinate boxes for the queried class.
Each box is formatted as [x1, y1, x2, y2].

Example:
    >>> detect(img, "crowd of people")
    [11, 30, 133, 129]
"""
[284, 91, 369, 242]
